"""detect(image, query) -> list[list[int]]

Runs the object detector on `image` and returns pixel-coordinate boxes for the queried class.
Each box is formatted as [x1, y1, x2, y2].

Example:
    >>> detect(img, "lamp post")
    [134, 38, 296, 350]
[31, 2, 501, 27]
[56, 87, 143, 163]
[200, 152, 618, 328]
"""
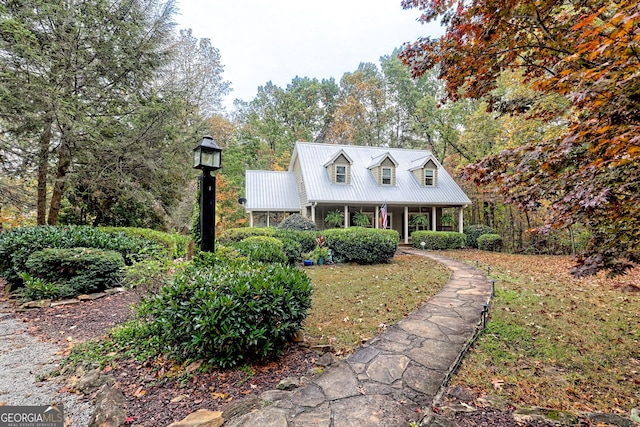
[193, 135, 222, 252]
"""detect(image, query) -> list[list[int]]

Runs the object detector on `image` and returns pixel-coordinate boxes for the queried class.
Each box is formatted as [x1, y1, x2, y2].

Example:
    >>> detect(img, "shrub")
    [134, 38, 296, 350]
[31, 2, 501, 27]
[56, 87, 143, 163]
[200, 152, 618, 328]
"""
[277, 213, 318, 231]
[218, 227, 274, 244]
[323, 228, 399, 264]
[0, 226, 161, 286]
[278, 238, 303, 265]
[134, 259, 313, 367]
[25, 247, 125, 298]
[478, 234, 503, 252]
[273, 229, 318, 255]
[411, 231, 466, 250]
[464, 224, 496, 248]
[18, 272, 58, 301]
[101, 227, 190, 259]
[234, 236, 287, 264]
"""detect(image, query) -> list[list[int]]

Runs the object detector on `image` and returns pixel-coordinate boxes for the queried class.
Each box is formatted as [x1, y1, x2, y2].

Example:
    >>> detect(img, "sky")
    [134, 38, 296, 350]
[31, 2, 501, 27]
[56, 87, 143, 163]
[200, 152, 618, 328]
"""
[174, 0, 444, 110]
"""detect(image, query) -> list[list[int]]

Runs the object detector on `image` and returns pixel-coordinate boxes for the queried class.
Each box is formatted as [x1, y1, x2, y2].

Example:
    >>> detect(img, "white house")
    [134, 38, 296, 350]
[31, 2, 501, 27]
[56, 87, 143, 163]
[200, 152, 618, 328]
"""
[244, 142, 471, 244]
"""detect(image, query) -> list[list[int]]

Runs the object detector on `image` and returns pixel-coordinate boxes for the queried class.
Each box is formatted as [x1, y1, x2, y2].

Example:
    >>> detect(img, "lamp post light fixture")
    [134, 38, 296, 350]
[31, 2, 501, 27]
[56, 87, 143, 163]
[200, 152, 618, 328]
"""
[193, 135, 222, 252]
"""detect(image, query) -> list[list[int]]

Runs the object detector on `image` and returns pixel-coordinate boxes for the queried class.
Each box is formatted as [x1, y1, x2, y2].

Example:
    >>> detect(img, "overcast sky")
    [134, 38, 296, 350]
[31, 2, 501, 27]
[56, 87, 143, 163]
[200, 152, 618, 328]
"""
[174, 0, 444, 110]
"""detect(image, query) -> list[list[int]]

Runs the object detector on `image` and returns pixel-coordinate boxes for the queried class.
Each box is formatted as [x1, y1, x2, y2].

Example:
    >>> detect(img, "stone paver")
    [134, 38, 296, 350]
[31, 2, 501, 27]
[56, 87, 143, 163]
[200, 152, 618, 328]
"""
[223, 250, 492, 427]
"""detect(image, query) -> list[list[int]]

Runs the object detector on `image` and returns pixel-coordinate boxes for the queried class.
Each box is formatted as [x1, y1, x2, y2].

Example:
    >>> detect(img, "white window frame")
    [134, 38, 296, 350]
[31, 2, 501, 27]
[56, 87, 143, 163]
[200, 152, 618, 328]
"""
[424, 169, 435, 186]
[381, 167, 392, 185]
[336, 165, 346, 183]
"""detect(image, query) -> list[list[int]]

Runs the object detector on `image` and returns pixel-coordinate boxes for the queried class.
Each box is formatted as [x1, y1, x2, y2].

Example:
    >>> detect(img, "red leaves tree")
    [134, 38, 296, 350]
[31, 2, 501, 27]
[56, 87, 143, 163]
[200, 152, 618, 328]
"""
[401, 0, 639, 276]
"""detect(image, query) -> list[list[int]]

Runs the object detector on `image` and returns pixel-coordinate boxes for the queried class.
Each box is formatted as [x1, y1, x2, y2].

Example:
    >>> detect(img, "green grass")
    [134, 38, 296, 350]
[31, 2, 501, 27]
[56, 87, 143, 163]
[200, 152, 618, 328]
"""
[440, 250, 640, 415]
[302, 254, 450, 354]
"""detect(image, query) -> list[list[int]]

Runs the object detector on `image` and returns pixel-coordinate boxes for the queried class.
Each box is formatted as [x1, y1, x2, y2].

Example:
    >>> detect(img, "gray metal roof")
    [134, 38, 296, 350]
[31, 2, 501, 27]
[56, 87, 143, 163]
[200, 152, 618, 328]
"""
[245, 142, 472, 211]
[245, 170, 301, 211]
[293, 142, 471, 206]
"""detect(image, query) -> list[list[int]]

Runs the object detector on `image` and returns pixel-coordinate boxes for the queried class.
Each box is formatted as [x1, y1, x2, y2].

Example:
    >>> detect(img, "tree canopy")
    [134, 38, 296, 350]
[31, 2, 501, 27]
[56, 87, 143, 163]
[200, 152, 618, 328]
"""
[400, 0, 640, 276]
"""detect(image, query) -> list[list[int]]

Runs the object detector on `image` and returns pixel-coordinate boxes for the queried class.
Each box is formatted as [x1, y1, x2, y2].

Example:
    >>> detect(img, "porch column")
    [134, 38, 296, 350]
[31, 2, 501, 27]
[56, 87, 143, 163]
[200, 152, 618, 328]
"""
[432, 206, 437, 231]
[375, 205, 379, 229]
[266, 212, 270, 227]
[249, 212, 254, 227]
[459, 206, 465, 233]
[344, 205, 349, 228]
[311, 204, 316, 222]
[404, 206, 409, 244]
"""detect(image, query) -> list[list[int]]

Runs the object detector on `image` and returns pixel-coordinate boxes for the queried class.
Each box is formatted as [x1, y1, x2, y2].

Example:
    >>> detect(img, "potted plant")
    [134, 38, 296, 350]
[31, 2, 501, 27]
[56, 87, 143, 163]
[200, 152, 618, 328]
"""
[352, 211, 370, 227]
[411, 214, 429, 229]
[324, 210, 344, 228]
[311, 246, 329, 265]
[441, 212, 454, 230]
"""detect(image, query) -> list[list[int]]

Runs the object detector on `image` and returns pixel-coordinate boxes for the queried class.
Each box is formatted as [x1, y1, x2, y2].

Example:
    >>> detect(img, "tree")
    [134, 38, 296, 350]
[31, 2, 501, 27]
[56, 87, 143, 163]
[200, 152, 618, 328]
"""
[400, 0, 640, 276]
[0, 0, 176, 225]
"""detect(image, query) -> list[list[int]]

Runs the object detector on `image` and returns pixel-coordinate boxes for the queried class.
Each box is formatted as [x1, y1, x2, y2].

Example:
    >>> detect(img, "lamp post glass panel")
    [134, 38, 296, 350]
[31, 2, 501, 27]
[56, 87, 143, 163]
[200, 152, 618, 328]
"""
[193, 136, 222, 252]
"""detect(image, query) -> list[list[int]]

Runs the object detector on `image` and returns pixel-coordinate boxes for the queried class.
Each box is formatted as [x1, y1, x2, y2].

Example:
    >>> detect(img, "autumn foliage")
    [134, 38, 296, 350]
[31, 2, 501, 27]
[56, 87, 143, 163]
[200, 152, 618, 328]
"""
[401, 0, 640, 276]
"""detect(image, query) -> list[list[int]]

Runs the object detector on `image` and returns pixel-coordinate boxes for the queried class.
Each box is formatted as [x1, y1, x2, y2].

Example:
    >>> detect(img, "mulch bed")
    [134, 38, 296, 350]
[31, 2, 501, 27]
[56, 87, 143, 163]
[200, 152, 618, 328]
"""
[10, 288, 319, 426]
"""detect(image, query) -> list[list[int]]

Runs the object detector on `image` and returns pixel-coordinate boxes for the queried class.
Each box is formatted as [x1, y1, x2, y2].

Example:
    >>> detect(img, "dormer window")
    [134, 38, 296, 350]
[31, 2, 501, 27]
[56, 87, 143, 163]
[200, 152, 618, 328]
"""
[382, 167, 392, 185]
[324, 149, 353, 184]
[424, 169, 435, 186]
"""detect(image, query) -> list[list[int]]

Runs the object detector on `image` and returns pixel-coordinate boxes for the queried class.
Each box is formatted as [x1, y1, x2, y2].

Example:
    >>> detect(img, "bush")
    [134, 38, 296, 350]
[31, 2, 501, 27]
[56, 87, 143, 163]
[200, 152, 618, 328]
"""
[101, 227, 190, 259]
[25, 247, 125, 298]
[218, 227, 274, 244]
[234, 236, 287, 264]
[278, 238, 303, 265]
[18, 272, 58, 301]
[477, 234, 503, 252]
[323, 228, 399, 264]
[411, 231, 466, 250]
[133, 259, 313, 367]
[277, 213, 318, 231]
[464, 224, 496, 248]
[0, 226, 162, 286]
[273, 229, 318, 255]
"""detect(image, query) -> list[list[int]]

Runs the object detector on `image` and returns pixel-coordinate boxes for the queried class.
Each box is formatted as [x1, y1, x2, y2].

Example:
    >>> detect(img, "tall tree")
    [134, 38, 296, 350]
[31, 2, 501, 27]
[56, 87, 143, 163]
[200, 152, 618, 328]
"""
[0, 0, 176, 225]
[401, 0, 640, 276]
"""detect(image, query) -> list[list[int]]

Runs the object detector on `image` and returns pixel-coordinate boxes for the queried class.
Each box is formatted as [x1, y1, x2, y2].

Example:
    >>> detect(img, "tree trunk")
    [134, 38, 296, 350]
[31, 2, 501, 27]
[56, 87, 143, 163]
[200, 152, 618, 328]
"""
[36, 113, 53, 225]
[47, 134, 72, 226]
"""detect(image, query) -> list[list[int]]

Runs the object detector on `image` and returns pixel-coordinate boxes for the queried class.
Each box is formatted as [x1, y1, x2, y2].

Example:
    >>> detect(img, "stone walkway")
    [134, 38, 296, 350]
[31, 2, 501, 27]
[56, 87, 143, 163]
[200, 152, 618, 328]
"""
[224, 250, 493, 427]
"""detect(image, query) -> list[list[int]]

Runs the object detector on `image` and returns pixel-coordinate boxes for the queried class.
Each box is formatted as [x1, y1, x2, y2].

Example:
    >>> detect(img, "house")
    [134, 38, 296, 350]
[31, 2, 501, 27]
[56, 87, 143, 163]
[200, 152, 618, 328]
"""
[244, 142, 471, 244]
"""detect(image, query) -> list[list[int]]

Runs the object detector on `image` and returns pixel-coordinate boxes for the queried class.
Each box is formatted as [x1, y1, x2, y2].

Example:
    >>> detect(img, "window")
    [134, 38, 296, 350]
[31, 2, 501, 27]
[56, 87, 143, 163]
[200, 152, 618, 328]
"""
[424, 169, 434, 186]
[382, 167, 392, 185]
[336, 165, 346, 183]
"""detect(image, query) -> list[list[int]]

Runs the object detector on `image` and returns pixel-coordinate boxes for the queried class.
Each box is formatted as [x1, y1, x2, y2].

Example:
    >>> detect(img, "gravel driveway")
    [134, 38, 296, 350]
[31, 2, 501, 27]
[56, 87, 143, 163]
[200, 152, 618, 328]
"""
[0, 302, 94, 427]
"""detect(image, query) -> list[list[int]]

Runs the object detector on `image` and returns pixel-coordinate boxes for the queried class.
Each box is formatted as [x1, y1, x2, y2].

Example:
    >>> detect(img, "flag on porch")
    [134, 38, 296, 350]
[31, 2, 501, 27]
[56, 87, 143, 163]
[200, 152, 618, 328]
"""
[380, 203, 388, 229]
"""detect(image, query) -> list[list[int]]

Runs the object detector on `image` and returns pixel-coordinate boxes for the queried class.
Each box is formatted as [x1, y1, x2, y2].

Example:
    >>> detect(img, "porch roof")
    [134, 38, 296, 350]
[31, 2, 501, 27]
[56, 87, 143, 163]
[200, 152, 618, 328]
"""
[245, 170, 301, 212]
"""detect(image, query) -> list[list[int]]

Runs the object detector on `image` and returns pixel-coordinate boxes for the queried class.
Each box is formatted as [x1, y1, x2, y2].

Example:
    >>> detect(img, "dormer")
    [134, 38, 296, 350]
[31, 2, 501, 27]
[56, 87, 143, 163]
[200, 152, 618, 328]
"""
[409, 155, 440, 187]
[323, 149, 353, 184]
[368, 152, 398, 186]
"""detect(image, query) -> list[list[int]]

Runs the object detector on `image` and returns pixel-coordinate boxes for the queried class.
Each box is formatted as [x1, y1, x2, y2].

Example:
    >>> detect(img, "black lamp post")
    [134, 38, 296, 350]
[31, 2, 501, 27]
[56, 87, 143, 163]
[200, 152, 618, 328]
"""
[193, 135, 222, 252]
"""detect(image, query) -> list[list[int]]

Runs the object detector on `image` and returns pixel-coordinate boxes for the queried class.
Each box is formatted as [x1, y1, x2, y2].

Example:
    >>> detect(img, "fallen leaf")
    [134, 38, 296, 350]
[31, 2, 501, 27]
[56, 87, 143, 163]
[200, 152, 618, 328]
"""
[133, 386, 146, 397]
[491, 378, 504, 390]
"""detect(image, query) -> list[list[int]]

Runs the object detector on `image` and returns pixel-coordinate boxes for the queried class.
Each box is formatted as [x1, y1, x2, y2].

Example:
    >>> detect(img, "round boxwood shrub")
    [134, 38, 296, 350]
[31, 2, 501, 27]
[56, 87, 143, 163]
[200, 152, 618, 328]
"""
[25, 247, 125, 298]
[234, 236, 287, 264]
[323, 227, 399, 264]
[277, 213, 318, 231]
[477, 234, 503, 252]
[464, 224, 496, 248]
[135, 259, 313, 367]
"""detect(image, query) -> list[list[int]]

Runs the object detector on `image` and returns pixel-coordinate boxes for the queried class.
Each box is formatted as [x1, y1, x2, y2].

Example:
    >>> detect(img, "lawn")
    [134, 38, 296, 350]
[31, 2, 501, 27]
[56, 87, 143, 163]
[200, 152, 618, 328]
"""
[439, 250, 640, 415]
[301, 253, 451, 355]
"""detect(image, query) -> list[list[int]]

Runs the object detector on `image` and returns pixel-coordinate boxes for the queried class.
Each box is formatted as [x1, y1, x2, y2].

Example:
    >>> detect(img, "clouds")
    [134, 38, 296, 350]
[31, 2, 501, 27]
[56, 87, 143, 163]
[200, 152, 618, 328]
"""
[175, 0, 443, 109]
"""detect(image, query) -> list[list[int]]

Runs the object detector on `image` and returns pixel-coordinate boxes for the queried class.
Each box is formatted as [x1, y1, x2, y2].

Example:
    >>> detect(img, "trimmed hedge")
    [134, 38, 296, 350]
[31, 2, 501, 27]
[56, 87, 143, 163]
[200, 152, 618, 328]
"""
[477, 234, 503, 252]
[100, 227, 190, 259]
[464, 224, 496, 248]
[133, 256, 313, 367]
[323, 227, 399, 264]
[0, 226, 162, 286]
[234, 236, 287, 264]
[217, 227, 274, 243]
[25, 247, 125, 298]
[411, 231, 466, 250]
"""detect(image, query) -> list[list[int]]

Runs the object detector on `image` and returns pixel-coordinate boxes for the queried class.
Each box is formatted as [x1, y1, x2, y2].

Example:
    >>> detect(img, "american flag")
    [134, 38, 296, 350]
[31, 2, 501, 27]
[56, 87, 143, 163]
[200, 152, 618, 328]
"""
[380, 203, 388, 229]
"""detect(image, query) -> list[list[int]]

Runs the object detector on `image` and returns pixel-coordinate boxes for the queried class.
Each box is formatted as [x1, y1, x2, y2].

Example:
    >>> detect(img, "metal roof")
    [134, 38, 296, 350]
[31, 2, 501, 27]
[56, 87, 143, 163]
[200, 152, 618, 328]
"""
[245, 170, 301, 211]
[245, 142, 472, 211]
[294, 142, 471, 206]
